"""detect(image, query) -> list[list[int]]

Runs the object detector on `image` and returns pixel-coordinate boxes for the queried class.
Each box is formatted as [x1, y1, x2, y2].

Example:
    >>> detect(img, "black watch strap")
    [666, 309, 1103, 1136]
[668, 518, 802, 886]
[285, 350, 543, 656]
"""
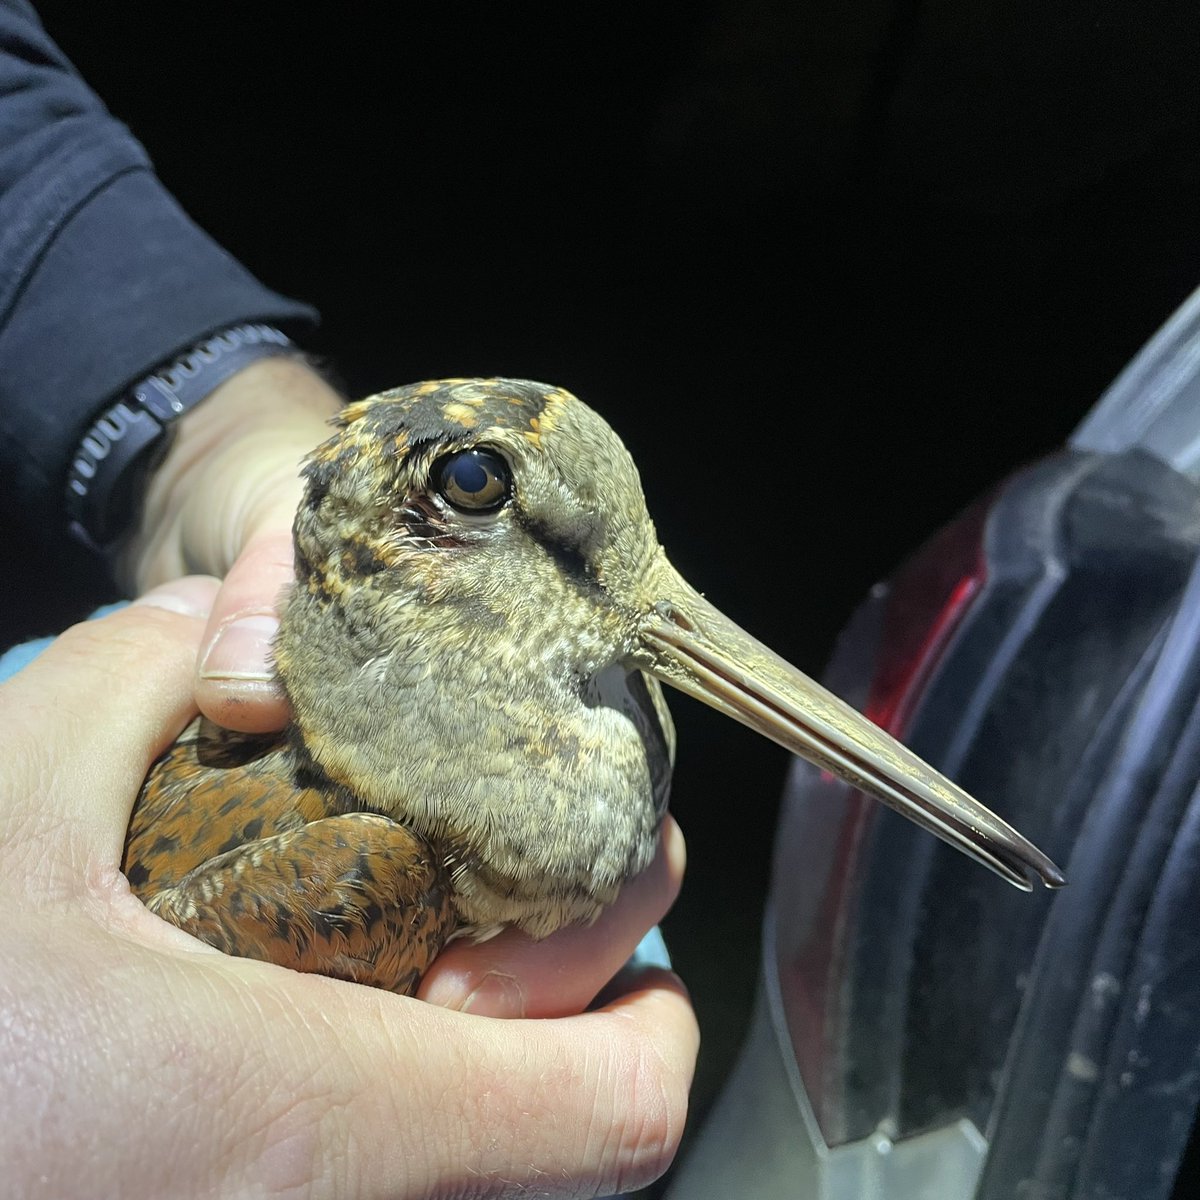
[64, 323, 296, 555]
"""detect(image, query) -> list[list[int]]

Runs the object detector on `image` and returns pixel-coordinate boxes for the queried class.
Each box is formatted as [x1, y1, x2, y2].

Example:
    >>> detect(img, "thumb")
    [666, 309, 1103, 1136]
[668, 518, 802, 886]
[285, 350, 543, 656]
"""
[194, 526, 295, 732]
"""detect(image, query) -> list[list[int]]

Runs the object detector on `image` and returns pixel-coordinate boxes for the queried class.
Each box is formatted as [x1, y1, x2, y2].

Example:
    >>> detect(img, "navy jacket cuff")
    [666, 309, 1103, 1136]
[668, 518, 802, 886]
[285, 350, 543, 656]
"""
[0, 158, 318, 533]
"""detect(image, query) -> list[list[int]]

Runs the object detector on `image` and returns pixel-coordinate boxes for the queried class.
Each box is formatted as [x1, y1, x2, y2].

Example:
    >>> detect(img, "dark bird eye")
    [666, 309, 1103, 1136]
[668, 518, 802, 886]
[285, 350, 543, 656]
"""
[436, 449, 511, 512]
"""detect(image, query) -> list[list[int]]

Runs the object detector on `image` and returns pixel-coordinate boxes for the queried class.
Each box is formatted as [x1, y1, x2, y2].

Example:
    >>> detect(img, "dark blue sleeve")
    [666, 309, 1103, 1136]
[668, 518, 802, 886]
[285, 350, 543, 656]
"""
[0, 0, 319, 536]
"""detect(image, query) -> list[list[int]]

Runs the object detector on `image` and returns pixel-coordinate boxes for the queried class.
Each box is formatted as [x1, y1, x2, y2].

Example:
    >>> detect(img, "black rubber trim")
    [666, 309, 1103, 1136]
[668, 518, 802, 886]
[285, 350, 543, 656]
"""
[979, 549, 1200, 1199]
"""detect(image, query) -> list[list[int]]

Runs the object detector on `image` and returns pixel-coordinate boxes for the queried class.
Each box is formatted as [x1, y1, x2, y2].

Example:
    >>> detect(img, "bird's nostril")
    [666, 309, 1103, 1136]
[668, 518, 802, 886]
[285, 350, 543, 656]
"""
[654, 600, 695, 632]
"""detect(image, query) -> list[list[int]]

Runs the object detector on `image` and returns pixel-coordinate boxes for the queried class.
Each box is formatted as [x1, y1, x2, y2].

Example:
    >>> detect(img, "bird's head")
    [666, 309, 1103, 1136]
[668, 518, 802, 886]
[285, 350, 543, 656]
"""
[277, 378, 1062, 937]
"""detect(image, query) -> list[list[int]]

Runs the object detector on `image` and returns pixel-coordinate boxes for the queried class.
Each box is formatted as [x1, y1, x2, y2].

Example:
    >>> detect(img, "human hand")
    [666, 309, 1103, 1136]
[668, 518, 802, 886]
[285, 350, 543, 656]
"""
[120, 355, 343, 734]
[0, 587, 697, 1198]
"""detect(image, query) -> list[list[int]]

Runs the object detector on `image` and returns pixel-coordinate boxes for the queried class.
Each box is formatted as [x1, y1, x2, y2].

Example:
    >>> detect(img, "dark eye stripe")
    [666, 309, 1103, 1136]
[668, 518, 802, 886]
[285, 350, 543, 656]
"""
[435, 449, 511, 512]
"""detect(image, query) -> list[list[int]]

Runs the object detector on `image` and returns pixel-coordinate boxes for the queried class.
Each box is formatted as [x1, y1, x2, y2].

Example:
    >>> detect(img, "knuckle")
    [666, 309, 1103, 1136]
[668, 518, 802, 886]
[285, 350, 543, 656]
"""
[602, 1035, 690, 1192]
[0, 708, 107, 902]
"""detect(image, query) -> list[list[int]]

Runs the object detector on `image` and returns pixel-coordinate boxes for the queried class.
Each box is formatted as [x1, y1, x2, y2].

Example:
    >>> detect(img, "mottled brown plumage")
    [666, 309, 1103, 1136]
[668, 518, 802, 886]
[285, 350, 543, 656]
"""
[124, 378, 1063, 996]
[127, 720, 451, 992]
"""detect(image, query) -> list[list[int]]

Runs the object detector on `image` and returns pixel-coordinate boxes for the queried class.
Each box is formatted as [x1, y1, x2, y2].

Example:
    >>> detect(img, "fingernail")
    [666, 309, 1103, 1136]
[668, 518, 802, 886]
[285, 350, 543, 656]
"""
[461, 972, 527, 1018]
[199, 613, 279, 681]
[133, 577, 219, 618]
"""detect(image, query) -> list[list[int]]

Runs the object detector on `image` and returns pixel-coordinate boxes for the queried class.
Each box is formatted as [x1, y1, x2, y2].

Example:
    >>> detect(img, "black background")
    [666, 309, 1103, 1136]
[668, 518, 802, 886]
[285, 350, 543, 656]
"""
[10, 0, 1200, 1187]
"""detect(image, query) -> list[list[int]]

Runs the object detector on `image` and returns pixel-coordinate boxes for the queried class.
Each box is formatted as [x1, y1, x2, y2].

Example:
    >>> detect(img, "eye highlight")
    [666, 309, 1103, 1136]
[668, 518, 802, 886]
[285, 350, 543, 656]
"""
[435, 449, 511, 513]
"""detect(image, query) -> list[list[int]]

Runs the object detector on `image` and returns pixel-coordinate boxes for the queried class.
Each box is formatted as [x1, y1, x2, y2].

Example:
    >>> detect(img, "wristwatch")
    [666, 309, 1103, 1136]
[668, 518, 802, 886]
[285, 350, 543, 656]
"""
[64, 323, 296, 555]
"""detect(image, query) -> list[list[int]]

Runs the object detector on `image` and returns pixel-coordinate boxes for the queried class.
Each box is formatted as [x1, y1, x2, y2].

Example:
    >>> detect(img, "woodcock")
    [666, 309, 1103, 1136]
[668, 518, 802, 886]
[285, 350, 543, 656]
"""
[124, 378, 1065, 995]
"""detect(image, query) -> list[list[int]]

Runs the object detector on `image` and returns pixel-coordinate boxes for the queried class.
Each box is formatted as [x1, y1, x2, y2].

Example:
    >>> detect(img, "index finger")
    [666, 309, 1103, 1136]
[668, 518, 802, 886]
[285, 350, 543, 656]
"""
[419, 816, 686, 1017]
[194, 526, 294, 733]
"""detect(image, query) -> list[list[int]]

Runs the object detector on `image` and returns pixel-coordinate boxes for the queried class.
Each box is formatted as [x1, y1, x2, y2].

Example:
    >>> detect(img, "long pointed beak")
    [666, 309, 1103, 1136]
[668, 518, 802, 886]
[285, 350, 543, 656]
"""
[634, 555, 1065, 891]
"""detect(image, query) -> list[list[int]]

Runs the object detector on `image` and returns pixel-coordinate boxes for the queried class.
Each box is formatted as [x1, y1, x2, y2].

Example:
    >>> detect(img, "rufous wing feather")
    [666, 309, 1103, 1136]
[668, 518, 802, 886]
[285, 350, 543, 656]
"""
[124, 719, 456, 994]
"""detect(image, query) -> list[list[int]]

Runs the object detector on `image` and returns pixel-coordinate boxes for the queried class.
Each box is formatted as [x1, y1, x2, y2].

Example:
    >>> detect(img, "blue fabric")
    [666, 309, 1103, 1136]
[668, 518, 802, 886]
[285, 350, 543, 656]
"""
[0, 634, 54, 681]
[629, 924, 672, 971]
[0, 601, 126, 682]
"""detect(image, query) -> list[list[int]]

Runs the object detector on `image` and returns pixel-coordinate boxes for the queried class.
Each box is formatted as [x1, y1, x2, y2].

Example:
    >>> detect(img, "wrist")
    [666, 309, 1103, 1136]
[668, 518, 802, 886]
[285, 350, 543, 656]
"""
[65, 325, 301, 557]
[120, 356, 343, 592]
